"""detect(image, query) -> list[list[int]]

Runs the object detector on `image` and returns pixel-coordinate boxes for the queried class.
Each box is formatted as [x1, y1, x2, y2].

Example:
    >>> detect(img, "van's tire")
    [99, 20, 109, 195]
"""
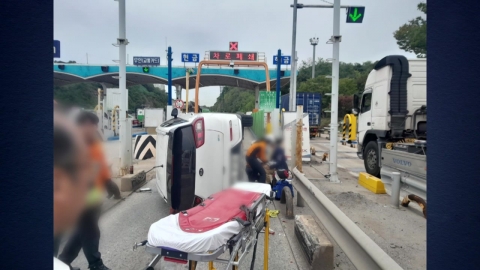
[240, 114, 253, 127]
[364, 141, 380, 177]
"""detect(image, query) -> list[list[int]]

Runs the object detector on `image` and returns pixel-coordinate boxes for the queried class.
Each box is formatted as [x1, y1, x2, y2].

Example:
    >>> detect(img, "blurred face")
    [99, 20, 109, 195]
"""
[80, 122, 98, 144]
[54, 131, 95, 236]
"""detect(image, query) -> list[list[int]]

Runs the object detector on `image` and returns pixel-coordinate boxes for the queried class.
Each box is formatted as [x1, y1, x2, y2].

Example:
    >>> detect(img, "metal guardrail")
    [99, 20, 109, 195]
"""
[292, 168, 403, 270]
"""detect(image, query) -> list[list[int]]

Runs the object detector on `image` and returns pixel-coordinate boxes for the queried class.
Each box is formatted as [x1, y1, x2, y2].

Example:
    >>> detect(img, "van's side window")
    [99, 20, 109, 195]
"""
[361, 93, 372, 113]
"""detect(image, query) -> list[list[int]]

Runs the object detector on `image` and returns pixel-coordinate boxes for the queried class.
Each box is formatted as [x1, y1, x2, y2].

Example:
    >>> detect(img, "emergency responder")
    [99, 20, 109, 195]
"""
[245, 135, 274, 183]
[58, 112, 112, 270]
[54, 111, 94, 270]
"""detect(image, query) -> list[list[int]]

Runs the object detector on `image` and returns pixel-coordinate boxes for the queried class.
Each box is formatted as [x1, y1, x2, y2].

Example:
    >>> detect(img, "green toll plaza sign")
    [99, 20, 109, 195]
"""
[142, 67, 150, 73]
[259, 91, 276, 113]
[346, 7, 365, 23]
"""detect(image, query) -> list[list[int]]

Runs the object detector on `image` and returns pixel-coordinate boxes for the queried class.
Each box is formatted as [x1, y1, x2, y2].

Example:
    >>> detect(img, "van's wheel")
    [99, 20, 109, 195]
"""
[239, 114, 253, 127]
[364, 141, 380, 177]
[281, 186, 294, 219]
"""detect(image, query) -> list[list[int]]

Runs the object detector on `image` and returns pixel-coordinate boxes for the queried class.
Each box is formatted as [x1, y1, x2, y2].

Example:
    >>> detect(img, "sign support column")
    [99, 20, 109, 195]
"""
[186, 69, 190, 113]
[329, 0, 341, 183]
[289, 0, 298, 112]
[118, 0, 131, 172]
[276, 49, 281, 109]
[255, 86, 260, 109]
[291, 50, 298, 168]
[166, 46, 173, 120]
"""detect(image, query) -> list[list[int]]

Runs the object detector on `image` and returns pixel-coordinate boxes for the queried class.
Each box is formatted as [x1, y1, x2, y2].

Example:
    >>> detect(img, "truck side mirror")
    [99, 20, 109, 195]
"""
[352, 94, 360, 115]
[171, 108, 178, 118]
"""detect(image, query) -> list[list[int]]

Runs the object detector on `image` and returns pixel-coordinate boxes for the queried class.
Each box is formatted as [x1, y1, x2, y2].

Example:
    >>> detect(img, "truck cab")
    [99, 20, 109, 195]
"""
[155, 110, 252, 212]
[353, 55, 427, 176]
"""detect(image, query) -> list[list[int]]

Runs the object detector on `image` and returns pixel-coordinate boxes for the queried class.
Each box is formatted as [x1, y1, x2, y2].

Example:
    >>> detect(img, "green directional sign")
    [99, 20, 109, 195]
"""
[259, 91, 276, 113]
[346, 7, 365, 23]
[143, 67, 150, 73]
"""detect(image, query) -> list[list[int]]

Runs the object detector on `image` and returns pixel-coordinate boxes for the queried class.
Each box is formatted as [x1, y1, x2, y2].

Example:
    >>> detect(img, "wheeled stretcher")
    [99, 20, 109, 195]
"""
[134, 182, 274, 270]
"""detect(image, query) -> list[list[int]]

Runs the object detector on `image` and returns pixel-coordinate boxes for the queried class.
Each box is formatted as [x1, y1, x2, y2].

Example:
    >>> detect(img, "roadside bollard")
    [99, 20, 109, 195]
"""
[297, 191, 305, 207]
[390, 172, 401, 208]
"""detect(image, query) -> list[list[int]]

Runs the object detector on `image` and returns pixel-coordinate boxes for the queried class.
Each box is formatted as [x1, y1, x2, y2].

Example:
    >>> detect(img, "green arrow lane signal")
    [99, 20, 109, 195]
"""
[346, 7, 365, 23]
[349, 8, 362, 21]
[143, 67, 150, 73]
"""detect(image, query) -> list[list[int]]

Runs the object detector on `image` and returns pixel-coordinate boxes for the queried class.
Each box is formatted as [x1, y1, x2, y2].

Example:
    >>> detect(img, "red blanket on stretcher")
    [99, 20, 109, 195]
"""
[178, 188, 261, 233]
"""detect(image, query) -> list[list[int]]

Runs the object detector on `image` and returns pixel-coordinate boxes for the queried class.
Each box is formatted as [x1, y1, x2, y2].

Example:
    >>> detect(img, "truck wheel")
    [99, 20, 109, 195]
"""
[240, 114, 253, 127]
[364, 141, 380, 177]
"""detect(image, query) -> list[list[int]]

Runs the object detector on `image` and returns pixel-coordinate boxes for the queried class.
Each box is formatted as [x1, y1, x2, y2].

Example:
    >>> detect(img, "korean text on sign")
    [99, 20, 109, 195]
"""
[133, 57, 160, 66]
[181, 53, 200, 63]
[209, 51, 258, 61]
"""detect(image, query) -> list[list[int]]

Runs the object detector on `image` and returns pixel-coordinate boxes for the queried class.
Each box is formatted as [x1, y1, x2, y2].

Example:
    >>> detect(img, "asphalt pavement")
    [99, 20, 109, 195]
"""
[68, 129, 314, 270]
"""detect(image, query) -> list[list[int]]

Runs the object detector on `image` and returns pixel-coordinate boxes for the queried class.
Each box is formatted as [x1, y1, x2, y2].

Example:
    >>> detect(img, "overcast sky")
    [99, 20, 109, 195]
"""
[54, 0, 424, 106]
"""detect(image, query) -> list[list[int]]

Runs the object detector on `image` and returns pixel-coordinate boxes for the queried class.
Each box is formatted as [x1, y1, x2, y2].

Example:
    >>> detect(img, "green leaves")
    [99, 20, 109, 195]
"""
[393, 2, 427, 58]
[53, 83, 168, 112]
[212, 86, 255, 113]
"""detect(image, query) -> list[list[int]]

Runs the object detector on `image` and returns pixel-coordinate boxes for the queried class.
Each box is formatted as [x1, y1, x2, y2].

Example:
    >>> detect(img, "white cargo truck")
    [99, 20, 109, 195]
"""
[353, 55, 427, 200]
[144, 108, 165, 128]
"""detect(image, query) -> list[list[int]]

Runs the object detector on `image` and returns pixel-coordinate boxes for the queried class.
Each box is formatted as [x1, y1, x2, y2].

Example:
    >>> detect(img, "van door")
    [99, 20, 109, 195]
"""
[155, 132, 169, 202]
[357, 90, 373, 146]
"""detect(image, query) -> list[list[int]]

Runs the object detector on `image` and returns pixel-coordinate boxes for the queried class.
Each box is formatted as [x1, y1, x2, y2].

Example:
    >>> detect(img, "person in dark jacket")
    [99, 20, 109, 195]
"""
[269, 138, 289, 171]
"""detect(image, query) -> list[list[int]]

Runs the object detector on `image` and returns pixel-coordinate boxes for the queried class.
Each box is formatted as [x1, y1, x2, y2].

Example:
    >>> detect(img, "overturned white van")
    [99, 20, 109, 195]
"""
[155, 109, 253, 212]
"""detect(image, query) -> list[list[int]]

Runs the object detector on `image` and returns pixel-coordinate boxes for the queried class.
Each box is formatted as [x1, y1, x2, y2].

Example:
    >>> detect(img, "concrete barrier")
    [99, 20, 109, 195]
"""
[294, 215, 334, 270]
[119, 171, 146, 192]
[358, 172, 386, 194]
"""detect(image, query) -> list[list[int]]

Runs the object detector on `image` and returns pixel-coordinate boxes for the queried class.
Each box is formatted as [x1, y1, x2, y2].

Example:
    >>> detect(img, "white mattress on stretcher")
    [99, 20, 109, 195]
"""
[148, 182, 271, 253]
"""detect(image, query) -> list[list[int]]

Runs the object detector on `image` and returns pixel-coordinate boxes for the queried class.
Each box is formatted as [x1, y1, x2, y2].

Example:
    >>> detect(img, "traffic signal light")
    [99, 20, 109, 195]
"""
[142, 67, 150, 73]
[101, 66, 109, 72]
[346, 7, 365, 23]
[58, 65, 65, 70]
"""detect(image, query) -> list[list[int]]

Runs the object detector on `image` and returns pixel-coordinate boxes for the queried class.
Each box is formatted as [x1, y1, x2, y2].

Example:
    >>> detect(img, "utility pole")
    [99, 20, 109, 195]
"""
[289, 0, 298, 111]
[310, 37, 319, 78]
[328, 0, 341, 183]
[117, 0, 131, 171]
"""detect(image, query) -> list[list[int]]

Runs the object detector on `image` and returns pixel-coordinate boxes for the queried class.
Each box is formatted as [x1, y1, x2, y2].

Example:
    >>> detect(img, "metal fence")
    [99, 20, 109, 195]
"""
[252, 110, 265, 138]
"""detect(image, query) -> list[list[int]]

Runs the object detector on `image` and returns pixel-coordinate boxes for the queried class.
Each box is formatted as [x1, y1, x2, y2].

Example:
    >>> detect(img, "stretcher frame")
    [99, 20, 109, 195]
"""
[134, 192, 273, 270]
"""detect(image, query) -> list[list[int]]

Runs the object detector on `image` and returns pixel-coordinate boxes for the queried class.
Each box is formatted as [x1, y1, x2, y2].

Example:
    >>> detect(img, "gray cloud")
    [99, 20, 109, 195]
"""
[55, 0, 424, 106]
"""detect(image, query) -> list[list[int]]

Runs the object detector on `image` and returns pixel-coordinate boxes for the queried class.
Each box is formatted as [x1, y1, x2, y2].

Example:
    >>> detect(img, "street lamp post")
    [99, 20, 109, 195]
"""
[310, 37, 319, 79]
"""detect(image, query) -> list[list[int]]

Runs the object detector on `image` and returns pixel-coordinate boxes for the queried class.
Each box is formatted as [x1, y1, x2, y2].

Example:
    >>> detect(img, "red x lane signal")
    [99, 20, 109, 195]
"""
[229, 42, 238, 51]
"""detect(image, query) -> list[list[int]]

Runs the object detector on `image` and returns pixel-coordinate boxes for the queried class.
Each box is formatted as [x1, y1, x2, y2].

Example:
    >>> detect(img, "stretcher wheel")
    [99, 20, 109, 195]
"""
[188, 260, 197, 270]
[281, 186, 294, 219]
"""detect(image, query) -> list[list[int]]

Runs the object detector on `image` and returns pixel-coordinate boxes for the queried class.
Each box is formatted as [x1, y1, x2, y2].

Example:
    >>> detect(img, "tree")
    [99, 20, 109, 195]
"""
[54, 83, 168, 112]
[393, 2, 427, 58]
[211, 86, 255, 113]
[338, 95, 353, 116]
